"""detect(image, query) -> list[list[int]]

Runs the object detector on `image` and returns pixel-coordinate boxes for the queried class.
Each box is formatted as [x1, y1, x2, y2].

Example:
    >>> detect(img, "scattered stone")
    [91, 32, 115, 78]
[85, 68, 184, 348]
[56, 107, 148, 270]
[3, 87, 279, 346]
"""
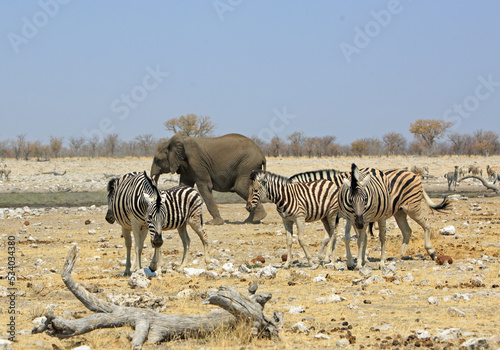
[24, 220, 30, 226]
[428, 296, 439, 305]
[183, 268, 206, 277]
[459, 338, 489, 350]
[291, 321, 309, 333]
[314, 333, 330, 340]
[330, 294, 346, 303]
[372, 324, 393, 331]
[336, 338, 350, 347]
[433, 328, 462, 343]
[359, 266, 372, 277]
[128, 271, 151, 289]
[88, 229, 96, 235]
[382, 262, 397, 276]
[281, 254, 288, 262]
[72, 346, 92, 350]
[414, 329, 431, 339]
[448, 307, 466, 317]
[251, 255, 265, 264]
[177, 289, 196, 299]
[402, 273, 415, 283]
[258, 265, 277, 279]
[439, 225, 456, 235]
[84, 219, 91, 225]
[238, 264, 251, 273]
[222, 263, 234, 273]
[0, 340, 13, 350]
[32, 316, 46, 326]
[313, 274, 326, 283]
[289, 306, 305, 314]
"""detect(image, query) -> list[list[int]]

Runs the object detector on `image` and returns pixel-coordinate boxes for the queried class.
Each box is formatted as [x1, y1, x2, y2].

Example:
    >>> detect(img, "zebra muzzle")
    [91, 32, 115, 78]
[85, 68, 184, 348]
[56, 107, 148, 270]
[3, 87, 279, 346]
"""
[151, 235, 163, 248]
[245, 202, 255, 212]
[354, 215, 364, 230]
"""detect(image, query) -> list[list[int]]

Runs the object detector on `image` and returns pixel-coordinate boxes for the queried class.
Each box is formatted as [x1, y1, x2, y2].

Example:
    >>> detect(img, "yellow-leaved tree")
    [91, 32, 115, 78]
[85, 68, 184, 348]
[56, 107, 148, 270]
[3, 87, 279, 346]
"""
[164, 114, 215, 137]
[409, 119, 453, 148]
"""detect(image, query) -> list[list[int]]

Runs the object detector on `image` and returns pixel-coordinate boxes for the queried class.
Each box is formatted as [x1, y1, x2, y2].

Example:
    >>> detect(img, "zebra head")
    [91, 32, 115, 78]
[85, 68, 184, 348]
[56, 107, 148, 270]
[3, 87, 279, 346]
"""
[246, 170, 267, 212]
[342, 163, 371, 230]
[105, 177, 118, 224]
[143, 172, 165, 249]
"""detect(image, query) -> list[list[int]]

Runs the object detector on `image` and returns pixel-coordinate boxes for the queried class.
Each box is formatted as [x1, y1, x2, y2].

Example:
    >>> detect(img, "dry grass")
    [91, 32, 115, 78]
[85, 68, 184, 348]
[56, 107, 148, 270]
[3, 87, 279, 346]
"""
[2, 156, 500, 349]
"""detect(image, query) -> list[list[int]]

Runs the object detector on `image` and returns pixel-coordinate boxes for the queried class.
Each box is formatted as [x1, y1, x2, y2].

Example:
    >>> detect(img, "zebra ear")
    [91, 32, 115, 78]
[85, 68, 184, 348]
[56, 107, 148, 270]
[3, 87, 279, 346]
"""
[360, 173, 371, 187]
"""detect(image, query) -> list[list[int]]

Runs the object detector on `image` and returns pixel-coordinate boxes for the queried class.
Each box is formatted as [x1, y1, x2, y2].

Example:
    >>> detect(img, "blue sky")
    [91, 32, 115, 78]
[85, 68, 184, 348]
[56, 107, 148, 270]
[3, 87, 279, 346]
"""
[1, 1, 499, 146]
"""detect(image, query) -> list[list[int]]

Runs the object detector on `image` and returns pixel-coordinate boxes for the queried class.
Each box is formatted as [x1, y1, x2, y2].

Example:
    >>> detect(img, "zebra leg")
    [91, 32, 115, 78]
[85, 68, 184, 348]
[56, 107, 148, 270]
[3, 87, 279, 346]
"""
[131, 220, 147, 273]
[295, 217, 313, 267]
[188, 216, 210, 266]
[319, 216, 337, 264]
[344, 219, 355, 269]
[176, 224, 191, 271]
[378, 219, 387, 269]
[355, 227, 367, 269]
[282, 219, 294, 269]
[394, 210, 411, 258]
[407, 209, 436, 261]
[122, 227, 133, 276]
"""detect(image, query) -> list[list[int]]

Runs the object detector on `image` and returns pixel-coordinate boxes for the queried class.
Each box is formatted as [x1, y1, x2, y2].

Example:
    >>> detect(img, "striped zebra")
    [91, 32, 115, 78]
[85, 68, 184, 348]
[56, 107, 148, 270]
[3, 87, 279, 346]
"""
[142, 174, 210, 271]
[339, 164, 390, 269]
[291, 165, 451, 269]
[246, 170, 339, 268]
[444, 166, 459, 191]
[105, 171, 162, 276]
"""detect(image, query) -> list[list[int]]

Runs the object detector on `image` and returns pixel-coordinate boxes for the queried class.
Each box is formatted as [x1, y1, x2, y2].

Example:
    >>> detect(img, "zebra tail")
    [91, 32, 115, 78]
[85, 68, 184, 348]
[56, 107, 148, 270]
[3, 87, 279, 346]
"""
[422, 189, 451, 213]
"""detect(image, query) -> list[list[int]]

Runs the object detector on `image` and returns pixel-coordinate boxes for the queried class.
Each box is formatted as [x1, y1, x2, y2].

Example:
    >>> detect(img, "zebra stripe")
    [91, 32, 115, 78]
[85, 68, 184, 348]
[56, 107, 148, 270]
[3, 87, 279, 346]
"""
[105, 171, 159, 276]
[247, 170, 339, 268]
[144, 178, 209, 271]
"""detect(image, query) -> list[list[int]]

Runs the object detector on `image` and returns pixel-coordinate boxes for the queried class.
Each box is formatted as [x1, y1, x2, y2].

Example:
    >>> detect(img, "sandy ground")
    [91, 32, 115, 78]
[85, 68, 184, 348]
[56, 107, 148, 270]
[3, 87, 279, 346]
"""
[1, 156, 499, 349]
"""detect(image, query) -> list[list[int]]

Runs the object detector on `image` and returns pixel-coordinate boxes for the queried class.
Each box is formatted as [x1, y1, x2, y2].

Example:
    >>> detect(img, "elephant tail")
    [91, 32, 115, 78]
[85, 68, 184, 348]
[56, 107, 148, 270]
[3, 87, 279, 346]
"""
[260, 159, 266, 171]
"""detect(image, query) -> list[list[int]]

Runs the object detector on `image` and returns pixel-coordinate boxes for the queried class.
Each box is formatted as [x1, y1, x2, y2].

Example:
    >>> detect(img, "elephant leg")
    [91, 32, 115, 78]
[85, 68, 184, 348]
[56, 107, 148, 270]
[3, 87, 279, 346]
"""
[197, 183, 224, 225]
[234, 177, 267, 223]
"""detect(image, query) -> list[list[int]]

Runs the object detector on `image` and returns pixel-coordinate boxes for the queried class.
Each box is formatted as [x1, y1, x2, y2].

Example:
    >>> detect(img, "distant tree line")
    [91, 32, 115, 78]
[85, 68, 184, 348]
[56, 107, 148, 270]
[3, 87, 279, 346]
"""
[0, 116, 498, 160]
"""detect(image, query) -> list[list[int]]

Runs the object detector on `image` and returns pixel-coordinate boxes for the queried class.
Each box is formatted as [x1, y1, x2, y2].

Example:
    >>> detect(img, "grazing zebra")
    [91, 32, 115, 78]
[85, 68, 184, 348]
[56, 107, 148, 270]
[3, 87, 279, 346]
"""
[444, 166, 459, 191]
[468, 164, 482, 176]
[339, 164, 390, 269]
[486, 165, 500, 182]
[292, 166, 450, 269]
[142, 174, 210, 271]
[246, 170, 339, 268]
[105, 171, 162, 276]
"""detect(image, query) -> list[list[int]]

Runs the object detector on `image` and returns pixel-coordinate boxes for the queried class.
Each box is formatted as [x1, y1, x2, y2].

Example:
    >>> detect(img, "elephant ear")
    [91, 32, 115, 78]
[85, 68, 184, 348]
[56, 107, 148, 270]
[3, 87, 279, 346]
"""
[168, 135, 186, 174]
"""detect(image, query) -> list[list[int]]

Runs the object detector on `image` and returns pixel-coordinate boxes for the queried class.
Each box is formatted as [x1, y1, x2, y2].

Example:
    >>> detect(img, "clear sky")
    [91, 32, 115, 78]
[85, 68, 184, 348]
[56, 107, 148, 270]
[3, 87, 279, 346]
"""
[1, 1, 499, 146]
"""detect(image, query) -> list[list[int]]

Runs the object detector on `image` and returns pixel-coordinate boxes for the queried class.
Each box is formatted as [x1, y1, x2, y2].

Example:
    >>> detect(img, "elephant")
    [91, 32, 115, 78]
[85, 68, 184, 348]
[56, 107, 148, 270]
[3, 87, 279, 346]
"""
[151, 133, 267, 225]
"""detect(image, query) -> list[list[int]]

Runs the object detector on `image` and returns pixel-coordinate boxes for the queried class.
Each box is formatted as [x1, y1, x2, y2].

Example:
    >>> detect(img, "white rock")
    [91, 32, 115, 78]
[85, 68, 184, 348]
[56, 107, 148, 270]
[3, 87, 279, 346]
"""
[414, 329, 431, 339]
[0, 340, 13, 350]
[238, 264, 251, 273]
[314, 333, 330, 340]
[373, 324, 393, 331]
[291, 321, 309, 333]
[88, 230, 96, 235]
[128, 271, 151, 289]
[177, 289, 195, 299]
[336, 338, 350, 347]
[448, 307, 466, 317]
[459, 338, 489, 350]
[402, 273, 415, 283]
[289, 306, 305, 314]
[433, 328, 462, 342]
[183, 268, 206, 277]
[258, 265, 277, 279]
[439, 225, 456, 235]
[32, 316, 46, 326]
[428, 296, 439, 305]
[359, 266, 372, 277]
[313, 274, 326, 282]
[72, 346, 92, 350]
[222, 263, 234, 273]
[330, 294, 346, 303]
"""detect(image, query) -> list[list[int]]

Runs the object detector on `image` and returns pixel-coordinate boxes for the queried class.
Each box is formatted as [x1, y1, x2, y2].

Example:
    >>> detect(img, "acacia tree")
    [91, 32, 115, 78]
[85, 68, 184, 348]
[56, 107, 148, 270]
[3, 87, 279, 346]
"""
[104, 134, 120, 157]
[164, 114, 215, 137]
[409, 119, 453, 149]
[50, 136, 64, 158]
[382, 132, 407, 156]
[472, 129, 499, 155]
[287, 131, 304, 157]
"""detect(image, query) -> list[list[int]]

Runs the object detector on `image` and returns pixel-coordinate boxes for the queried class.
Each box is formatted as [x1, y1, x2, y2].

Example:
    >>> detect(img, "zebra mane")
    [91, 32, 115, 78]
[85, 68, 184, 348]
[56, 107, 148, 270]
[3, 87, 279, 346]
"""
[350, 163, 359, 192]
[143, 171, 162, 207]
[250, 170, 290, 185]
[107, 177, 118, 194]
[289, 169, 342, 183]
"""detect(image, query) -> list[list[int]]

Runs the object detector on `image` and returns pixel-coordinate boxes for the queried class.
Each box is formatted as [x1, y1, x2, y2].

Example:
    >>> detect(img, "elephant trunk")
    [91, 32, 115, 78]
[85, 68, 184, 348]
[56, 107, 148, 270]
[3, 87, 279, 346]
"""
[150, 164, 162, 184]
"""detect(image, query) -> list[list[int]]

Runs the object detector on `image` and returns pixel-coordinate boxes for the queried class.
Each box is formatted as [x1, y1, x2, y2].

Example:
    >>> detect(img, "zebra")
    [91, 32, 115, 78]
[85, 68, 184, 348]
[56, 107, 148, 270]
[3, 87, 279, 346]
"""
[142, 174, 210, 271]
[291, 166, 451, 269]
[105, 171, 162, 276]
[411, 165, 429, 179]
[246, 170, 339, 268]
[339, 164, 390, 269]
[444, 166, 459, 191]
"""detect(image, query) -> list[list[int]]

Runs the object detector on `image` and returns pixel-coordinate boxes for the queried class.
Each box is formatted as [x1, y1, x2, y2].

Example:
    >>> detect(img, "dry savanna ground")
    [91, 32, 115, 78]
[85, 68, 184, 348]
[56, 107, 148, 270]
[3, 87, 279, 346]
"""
[1, 156, 499, 350]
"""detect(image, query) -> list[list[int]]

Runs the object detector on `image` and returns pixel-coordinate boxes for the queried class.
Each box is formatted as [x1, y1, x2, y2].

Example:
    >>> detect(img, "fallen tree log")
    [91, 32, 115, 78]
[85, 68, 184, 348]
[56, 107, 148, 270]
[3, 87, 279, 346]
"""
[32, 246, 282, 349]
[458, 175, 500, 194]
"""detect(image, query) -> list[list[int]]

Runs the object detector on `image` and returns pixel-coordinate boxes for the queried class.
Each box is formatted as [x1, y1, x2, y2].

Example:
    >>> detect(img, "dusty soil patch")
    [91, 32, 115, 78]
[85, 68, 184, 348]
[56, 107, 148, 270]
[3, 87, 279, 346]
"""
[1, 157, 499, 349]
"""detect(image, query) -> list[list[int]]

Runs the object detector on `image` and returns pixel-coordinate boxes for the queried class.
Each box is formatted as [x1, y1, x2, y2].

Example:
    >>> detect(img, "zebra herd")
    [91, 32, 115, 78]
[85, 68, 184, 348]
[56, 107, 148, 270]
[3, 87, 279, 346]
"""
[105, 164, 451, 276]
[247, 164, 450, 270]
